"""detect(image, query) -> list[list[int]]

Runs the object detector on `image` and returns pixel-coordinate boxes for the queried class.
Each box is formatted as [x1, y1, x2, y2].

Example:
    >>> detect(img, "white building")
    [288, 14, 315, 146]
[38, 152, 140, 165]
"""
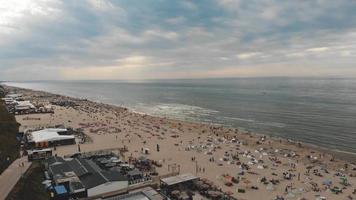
[15, 100, 35, 111]
[28, 128, 75, 147]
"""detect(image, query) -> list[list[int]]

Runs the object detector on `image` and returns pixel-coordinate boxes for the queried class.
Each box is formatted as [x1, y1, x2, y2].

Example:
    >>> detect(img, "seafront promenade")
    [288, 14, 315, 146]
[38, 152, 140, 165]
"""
[0, 157, 31, 200]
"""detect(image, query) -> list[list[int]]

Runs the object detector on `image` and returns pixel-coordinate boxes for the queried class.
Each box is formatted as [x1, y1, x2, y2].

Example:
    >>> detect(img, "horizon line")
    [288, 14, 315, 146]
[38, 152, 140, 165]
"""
[2, 75, 356, 83]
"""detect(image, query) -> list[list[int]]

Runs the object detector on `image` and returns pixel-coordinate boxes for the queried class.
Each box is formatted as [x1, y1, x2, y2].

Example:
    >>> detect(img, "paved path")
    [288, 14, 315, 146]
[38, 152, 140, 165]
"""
[0, 157, 31, 200]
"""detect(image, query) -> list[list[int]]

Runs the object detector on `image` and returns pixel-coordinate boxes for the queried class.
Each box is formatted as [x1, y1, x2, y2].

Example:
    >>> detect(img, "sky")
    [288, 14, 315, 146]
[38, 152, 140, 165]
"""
[0, 0, 356, 80]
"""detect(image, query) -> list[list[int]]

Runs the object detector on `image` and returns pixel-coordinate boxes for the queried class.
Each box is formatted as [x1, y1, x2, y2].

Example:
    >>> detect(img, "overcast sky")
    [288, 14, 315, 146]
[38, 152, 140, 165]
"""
[1, 0, 356, 80]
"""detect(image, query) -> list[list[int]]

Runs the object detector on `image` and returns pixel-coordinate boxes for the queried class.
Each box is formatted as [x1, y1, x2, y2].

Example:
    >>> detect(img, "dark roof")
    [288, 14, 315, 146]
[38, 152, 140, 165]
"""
[80, 172, 107, 189]
[80, 171, 128, 189]
[128, 169, 143, 177]
[67, 158, 102, 177]
[49, 156, 128, 189]
[49, 162, 73, 177]
[47, 156, 65, 166]
[67, 158, 89, 176]
[80, 158, 102, 173]
[102, 171, 128, 182]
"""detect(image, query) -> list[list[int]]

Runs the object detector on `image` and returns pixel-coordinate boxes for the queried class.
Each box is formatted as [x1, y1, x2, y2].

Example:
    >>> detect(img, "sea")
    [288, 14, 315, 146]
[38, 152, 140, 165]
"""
[5, 78, 356, 154]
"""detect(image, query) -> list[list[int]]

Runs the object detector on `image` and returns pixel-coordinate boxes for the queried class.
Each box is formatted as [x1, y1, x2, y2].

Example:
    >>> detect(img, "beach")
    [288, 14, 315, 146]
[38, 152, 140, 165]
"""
[6, 85, 356, 200]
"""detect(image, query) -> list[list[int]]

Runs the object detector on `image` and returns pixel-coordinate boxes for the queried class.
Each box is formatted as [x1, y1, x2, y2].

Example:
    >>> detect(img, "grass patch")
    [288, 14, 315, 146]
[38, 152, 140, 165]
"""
[6, 161, 50, 200]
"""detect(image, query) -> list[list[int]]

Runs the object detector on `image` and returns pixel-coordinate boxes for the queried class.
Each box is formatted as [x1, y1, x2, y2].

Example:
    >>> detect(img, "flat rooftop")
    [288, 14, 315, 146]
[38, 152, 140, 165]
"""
[160, 173, 198, 186]
[29, 128, 74, 143]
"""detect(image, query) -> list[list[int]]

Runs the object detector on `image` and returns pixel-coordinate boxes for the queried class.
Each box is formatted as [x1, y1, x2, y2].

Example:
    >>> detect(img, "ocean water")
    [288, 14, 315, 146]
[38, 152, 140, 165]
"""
[5, 78, 356, 153]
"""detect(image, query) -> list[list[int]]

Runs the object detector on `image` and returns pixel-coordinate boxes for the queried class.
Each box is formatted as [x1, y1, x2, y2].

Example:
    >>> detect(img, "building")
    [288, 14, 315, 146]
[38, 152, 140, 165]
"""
[27, 128, 75, 148]
[160, 173, 199, 195]
[1, 97, 16, 105]
[160, 173, 199, 187]
[103, 187, 166, 200]
[5, 93, 22, 99]
[46, 156, 129, 198]
[27, 148, 53, 161]
[15, 100, 35, 111]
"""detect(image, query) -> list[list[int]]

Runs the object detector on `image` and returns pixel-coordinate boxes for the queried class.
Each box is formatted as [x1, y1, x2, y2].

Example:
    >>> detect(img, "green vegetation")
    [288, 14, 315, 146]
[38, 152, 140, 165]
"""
[0, 85, 20, 174]
[6, 161, 50, 200]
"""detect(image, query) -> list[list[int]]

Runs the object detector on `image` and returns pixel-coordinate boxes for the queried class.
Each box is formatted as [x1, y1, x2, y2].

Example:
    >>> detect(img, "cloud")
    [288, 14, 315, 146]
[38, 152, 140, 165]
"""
[0, 0, 356, 80]
[237, 52, 261, 60]
[144, 29, 179, 41]
[180, 1, 197, 10]
[306, 47, 330, 53]
[87, 0, 114, 11]
[165, 16, 186, 25]
[60, 55, 175, 80]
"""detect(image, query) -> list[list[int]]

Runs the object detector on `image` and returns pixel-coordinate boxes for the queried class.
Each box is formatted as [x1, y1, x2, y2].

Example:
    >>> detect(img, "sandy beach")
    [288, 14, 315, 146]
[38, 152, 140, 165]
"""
[6, 85, 356, 200]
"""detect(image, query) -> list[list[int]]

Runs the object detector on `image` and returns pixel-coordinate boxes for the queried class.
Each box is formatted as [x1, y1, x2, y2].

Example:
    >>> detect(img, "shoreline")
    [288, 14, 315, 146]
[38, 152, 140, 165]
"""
[5, 84, 356, 162]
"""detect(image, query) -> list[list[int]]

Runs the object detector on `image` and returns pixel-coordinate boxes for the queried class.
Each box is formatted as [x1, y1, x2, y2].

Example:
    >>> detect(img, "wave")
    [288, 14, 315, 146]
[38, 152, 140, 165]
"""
[132, 103, 219, 119]
[221, 116, 286, 128]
